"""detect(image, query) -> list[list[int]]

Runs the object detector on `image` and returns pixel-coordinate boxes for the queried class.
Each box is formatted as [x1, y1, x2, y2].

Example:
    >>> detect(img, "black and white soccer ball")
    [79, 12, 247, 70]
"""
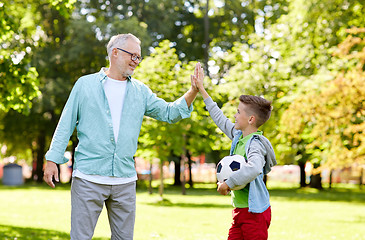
[216, 155, 246, 190]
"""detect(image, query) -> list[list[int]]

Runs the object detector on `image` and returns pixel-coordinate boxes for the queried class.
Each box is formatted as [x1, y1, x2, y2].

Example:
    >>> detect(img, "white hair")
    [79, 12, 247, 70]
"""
[106, 33, 141, 61]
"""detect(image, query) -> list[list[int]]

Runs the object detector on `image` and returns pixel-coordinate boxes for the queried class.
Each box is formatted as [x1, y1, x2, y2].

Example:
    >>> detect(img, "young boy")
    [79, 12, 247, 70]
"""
[192, 63, 277, 240]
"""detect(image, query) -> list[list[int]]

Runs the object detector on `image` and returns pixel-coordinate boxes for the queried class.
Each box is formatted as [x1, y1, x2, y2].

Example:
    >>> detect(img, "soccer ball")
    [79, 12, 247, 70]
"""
[216, 155, 246, 190]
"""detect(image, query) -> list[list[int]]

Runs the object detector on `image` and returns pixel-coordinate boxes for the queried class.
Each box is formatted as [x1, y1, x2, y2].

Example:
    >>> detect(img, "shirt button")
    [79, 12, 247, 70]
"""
[109, 123, 112, 127]
[111, 138, 114, 141]
[107, 110, 110, 114]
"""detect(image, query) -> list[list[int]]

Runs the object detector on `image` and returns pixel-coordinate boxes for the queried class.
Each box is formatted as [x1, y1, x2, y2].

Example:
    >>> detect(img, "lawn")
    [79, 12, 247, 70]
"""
[0, 181, 364, 240]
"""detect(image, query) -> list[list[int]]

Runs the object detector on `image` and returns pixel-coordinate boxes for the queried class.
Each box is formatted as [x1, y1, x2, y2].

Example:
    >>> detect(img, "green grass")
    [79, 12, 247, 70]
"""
[0, 181, 364, 240]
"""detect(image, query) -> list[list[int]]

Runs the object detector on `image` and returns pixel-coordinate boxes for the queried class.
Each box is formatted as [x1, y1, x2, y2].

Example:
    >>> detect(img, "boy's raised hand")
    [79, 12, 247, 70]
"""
[191, 62, 204, 89]
[191, 62, 210, 99]
[191, 63, 199, 91]
[195, 62, 204, 90]
[190, 63, 199, 92]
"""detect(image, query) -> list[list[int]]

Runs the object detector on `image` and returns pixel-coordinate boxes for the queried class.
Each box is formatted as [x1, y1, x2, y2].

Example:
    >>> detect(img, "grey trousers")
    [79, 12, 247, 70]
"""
[70, 177, 136, 240]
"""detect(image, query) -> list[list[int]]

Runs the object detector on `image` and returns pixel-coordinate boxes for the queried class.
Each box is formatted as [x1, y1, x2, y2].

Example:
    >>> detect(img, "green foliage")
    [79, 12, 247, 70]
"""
[0, 0, 76, 113]
[134, 40, 220, 162]
[0, 58, 40, 112]
[0, 1, 39, 112]
[75, 0, 288, 62]
[208, 0, 288, 47]
[281, 28, 365, 169]
[1, 0, 365, 185]
[0, 0, 78, 164]
[0, 0, 289, 163]
[211, 0, 365, 167]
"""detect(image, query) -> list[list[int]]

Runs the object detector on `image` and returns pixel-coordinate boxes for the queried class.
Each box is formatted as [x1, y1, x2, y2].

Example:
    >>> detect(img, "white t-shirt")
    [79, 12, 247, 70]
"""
[73, 76, 137, 185]
[104, 77, 127, 142]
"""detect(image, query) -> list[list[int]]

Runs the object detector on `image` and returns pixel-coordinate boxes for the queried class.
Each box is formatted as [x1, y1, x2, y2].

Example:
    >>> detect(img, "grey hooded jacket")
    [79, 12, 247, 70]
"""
[204, 97, 277, 213]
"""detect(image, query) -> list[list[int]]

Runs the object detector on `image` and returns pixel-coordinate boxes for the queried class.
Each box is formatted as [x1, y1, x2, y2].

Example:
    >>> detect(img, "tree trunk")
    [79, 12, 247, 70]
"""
[149, 160, 153, 195]
[173, 156, 181, 186]
[251, 0, 257, 33]
[31, 149, 37, 180]
[203, 0, 210, 78]
[360, 167, 363, 190]
[186, 150, 193, 187]
[329, 170, 333, 189]
[181, 154, 186, 195]
[309, 173, 323, 189]
[35, 131, 46, 183]
[298, 161, 307, 188]
[159, 160, 164, 199]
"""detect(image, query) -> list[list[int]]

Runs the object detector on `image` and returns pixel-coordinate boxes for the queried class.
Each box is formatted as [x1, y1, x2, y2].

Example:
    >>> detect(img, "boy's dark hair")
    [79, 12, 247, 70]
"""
[239, 95, 272, 128]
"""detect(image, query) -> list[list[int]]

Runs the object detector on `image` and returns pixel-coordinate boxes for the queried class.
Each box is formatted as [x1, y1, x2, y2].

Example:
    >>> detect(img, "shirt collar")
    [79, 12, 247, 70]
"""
[98, 67, 131, 82]
[239, 130, 263, 141]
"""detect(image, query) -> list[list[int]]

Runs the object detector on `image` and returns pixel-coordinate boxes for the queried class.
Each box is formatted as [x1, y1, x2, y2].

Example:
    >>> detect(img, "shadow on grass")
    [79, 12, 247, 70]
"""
[145, 197, 231, 208]
[140, 183, 365, 205]
[2, 181, 364, 204]
[0, 224, 107, 240]
[136, 182, 220, 196]
[269, 187, 365, 203]
[0, 181, 71, 191]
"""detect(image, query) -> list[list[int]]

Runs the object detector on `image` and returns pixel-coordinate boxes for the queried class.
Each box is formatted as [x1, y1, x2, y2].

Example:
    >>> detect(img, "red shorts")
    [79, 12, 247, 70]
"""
[228, 207, 271, 240]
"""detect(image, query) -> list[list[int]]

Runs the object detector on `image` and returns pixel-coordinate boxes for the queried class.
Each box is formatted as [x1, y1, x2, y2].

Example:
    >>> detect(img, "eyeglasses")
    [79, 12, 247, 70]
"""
[116, 48, 143, 63]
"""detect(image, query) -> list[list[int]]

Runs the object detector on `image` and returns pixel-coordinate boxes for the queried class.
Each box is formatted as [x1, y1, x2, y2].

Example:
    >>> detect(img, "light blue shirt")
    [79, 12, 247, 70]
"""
[45, 68, 193, 178]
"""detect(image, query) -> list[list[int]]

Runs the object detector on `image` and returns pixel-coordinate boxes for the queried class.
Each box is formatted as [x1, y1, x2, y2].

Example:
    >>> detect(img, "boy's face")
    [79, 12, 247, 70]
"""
[234, 102, 254, 131]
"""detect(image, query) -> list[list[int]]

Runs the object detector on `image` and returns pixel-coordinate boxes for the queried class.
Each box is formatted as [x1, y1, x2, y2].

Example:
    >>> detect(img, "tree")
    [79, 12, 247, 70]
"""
[0, 0, 156, 181]
[0, 1, 38, 112]
[281, 28, 365, 187]
[274, 0, 365, 187]
[134, 40, 221, 196]
[74, 0, 288, 66]
[211, 0, 365, 187]
[0, 0, 77, 181]
[0, 0, 76, 112]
